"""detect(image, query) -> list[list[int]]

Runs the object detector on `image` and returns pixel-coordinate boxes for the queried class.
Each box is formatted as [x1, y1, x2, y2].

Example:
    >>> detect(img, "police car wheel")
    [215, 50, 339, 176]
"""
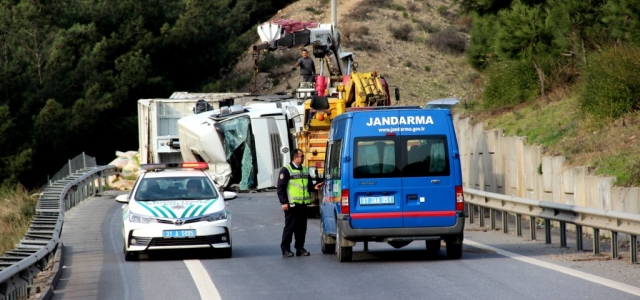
[336, 229, 352, 262]
[219, 246, 232, 258]
[123, 244, 137, 261]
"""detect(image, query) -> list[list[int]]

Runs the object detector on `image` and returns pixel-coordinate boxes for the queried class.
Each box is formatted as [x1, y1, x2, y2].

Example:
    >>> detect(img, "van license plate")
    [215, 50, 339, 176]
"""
[163, 229, 196, 238]
[359, 196, 395, 205]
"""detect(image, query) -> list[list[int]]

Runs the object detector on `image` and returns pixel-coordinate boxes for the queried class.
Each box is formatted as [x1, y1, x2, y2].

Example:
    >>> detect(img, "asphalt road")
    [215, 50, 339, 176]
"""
[51, 190, 640, 300]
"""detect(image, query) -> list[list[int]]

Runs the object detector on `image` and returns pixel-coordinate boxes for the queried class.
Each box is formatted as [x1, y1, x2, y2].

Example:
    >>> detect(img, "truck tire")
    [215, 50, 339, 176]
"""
[321, 220, 335, 254]
[336, 230, 352, 262]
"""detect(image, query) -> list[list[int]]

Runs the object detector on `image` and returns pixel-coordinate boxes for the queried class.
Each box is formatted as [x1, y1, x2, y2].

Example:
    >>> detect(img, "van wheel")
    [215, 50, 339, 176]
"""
[426, 240, 441, 253]
[320, 220, 335, 254]
[336, 230, 352, 262]
[445, 240, 463, 259]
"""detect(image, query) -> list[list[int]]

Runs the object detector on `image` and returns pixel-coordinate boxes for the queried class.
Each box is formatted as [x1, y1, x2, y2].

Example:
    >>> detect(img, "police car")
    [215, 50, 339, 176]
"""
[115, 162, 236, 261]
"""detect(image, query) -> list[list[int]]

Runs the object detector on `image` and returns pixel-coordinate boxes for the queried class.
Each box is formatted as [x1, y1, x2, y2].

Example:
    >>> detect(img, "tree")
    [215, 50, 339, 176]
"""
[494, 0, 555, 101]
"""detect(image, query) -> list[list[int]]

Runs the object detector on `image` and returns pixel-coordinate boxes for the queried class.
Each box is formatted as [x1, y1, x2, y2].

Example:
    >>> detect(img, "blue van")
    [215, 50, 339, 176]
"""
[319, 107, 465, 262]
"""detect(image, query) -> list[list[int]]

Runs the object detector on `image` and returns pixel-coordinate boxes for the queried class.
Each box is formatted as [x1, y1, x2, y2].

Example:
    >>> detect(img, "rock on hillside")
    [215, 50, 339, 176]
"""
[228, 0, 479, 107]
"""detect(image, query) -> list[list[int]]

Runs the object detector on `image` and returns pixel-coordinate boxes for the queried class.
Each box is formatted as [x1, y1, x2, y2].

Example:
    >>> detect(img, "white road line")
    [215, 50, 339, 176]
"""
[464, 239, 640, 297]
[184, 259, 221, 300]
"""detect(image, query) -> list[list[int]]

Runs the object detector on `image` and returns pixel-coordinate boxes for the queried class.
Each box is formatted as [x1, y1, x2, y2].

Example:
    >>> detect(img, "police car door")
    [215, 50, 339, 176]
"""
[399, 110, 457, 227]
[349, 110, 403, 229]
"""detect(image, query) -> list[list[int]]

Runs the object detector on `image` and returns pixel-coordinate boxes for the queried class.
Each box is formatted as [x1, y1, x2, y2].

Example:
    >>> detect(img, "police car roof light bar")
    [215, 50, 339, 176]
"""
[140, 162, 209, 171]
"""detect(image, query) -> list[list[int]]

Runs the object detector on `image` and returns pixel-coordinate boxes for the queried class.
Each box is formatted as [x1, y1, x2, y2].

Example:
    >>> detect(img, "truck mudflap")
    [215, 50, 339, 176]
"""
[336, 214, 465, 242]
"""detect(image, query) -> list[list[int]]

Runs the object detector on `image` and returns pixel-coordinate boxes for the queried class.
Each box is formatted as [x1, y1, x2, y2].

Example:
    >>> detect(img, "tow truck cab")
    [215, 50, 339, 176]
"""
[319, 106, 465, 262]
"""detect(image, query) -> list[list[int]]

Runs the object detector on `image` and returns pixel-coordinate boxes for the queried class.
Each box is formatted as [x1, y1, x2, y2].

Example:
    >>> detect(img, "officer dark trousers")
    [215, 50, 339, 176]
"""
[281, 203, 308, 252]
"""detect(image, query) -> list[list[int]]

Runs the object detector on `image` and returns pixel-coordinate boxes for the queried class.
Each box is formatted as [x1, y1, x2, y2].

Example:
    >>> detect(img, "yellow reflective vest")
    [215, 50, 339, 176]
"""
[284, 164, 311, 205]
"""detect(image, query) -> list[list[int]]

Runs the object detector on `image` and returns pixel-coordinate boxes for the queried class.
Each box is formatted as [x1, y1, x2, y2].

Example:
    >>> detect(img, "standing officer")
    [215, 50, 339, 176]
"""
[278, 149, 323, 257]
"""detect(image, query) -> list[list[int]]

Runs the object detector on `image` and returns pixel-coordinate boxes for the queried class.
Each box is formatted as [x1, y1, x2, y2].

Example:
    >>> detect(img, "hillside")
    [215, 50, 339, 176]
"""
[228, 0, 478, 107]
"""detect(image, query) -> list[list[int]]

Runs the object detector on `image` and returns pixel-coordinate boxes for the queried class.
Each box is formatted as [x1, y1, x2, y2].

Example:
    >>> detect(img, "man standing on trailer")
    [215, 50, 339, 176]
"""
[295, 48, 316, 83]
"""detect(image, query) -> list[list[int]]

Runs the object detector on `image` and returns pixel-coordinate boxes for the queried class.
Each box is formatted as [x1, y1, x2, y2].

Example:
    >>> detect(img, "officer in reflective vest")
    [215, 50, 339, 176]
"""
[278, 149, 323, 257]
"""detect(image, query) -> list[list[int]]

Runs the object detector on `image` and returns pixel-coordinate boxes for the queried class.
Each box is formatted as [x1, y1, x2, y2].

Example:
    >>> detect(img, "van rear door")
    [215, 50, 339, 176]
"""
[399, 110, 457, 227]
[348, 111, 403, 229]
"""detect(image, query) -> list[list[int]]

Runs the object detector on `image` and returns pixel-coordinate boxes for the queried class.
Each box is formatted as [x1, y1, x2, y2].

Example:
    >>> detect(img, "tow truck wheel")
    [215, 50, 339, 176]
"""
[320, 219, 335, 254]
[336, 229, 352, 262]
[426, 240, 441, 253]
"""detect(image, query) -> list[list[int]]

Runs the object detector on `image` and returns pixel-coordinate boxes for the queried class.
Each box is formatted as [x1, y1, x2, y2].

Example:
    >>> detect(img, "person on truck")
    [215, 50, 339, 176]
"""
[295, 49, 316, 83]
[277, 149, 323, 257]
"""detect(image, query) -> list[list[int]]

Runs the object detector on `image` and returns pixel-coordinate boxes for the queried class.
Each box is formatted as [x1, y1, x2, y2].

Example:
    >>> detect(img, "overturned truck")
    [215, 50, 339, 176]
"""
[177, 98, 304, 191]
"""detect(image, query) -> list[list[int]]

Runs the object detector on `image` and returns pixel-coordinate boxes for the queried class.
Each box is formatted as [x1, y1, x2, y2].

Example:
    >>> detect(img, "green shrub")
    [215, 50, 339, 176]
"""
[414, 20, 439, 34]
[404, 61, 413, 68]
[345, 6, 374, 21]
[305, 7, 323, 15]
[390, 4, 406, 12]
[428, 28, 467, 54]
[424, 65, 431, 72]
[258, 52, 278, 72]
[403, 12, 409, 18]
[482, 59, 539, 108]
[387, 23, 413, 41]
[578, 45, 640, 120]
[437, 5, 447, 16]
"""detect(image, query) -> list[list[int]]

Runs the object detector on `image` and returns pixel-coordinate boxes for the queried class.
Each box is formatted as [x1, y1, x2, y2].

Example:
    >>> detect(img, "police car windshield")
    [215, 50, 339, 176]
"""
[135, 177, 218, 201]
[354, 135, 450, 178]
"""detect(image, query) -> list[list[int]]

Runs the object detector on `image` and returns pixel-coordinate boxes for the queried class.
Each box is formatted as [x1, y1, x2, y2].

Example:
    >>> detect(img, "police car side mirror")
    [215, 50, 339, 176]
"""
[115, 194, 129, 203]
[223, 191, 237, 201]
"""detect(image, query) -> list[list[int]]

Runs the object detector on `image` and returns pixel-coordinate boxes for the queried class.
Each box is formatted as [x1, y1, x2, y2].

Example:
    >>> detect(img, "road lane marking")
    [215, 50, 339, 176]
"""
[184, 259, 221, 300]
[464, 239, 640, 297]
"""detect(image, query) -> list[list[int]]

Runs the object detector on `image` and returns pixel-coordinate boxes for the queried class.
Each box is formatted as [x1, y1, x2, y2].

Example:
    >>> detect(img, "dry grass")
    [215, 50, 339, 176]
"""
[0, 184, 39, 254]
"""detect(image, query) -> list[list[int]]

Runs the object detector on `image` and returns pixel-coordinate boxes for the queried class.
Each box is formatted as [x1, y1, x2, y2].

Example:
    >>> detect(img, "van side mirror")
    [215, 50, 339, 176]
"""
[115, 194, 129, 203]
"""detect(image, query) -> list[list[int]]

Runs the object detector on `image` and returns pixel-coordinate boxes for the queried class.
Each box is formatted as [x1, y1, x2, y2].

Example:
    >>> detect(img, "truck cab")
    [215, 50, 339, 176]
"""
[319, 107, 465, 262]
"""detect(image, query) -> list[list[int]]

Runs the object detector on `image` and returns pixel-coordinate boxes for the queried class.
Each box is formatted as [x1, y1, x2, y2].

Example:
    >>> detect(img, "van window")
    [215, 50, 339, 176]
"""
[327, 140, 342, 179]
[354, 138, 400, 178]
[352, 136, 450, 178]
[403, 136, 450, 177]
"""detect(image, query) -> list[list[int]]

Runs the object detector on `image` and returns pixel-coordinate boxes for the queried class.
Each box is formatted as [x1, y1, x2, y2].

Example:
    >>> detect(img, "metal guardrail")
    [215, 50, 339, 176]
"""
[48, 153, 97, 184]
[0, 153, 118, 300]
[464, 188, 640, 264]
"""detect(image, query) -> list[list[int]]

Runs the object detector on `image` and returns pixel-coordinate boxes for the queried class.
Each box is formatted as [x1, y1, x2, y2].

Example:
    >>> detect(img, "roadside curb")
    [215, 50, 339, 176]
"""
[38, 241, 64, 300]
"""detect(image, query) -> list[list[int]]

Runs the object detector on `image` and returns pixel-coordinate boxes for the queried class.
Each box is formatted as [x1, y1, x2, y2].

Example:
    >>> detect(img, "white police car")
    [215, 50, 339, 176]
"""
[115, 162, 236, 261]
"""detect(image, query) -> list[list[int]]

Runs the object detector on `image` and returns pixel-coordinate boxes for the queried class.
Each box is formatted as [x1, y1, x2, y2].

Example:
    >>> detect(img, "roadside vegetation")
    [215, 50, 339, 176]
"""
[0, 184, 38, 253]
[455, 0, 640, 186]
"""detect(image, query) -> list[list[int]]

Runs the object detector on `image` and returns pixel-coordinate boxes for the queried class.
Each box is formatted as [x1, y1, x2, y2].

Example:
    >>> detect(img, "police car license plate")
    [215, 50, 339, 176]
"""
[359, 196, 395, 205]
[163, 229, 196, 238]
